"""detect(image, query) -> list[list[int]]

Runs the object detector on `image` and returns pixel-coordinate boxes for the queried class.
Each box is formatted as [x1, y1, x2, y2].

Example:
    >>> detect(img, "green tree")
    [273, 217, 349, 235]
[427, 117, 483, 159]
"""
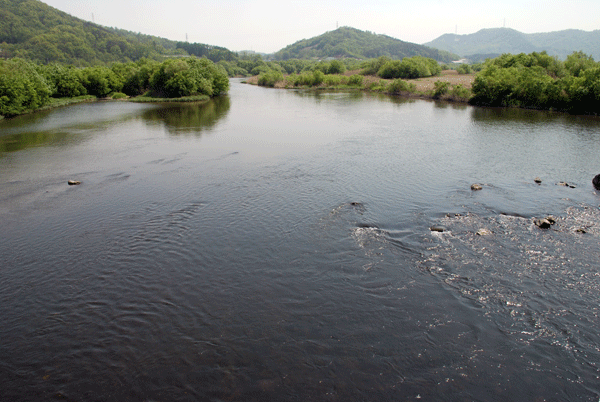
[0, 58, 51, 117]
[150, 57, 229, 98]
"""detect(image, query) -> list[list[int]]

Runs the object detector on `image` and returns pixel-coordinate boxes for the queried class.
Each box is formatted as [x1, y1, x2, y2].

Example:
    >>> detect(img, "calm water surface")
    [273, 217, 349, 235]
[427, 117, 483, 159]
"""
[1, 79, 600, 401]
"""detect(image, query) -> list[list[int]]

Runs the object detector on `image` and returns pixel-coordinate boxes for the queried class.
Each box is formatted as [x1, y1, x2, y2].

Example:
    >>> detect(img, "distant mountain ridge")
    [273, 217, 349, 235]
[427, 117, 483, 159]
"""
[274, 27, 459, 62]
[0, 0, 237, 65]
[424, 27, 600, 62]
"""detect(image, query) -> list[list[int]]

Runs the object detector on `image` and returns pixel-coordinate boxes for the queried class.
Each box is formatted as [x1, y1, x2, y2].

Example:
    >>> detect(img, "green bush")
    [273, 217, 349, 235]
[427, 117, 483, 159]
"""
[0, 58, 51, 117]
[457, 64, 472, 74]
[347, 74, 363, 86]
[257, 70, 284, 87]
[377, 56, 441, 79]
[323, 75, 342, 86]
[111, 92, 128, 99]
[387, 79, 416, 94]
[449, 84, 472, 101]
[150, 57, 229, 98]
[433, 81, 451, 98]
[327, 60, 346, 75]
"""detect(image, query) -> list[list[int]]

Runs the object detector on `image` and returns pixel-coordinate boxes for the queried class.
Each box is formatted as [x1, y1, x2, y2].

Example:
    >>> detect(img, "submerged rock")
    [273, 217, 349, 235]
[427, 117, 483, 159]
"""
[557, 181, 576, 188]
[67, 180, 81, 186]
[470, 183, 483, 191]
[476, 228, 492, 236]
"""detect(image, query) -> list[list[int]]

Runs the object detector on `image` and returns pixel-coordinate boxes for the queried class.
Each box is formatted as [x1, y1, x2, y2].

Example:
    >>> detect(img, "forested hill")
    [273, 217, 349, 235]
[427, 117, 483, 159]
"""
[424, 27, 600, 62]
[273, 27, 459, 62]
[0, 0, 237, 65]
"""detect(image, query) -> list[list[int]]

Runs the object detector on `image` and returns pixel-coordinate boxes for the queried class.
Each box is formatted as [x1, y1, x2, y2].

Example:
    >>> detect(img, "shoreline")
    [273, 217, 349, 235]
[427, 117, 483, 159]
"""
[0, 94, 212, 120]
[245, 70, 476, 104]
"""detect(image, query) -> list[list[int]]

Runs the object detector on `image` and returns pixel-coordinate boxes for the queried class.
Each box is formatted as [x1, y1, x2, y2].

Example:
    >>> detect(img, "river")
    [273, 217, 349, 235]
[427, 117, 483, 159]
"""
[1, 79, 600, 401]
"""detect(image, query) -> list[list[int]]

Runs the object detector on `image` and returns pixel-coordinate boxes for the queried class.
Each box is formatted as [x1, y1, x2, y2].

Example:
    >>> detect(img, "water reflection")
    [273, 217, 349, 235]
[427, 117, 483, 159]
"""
[0, 130, 87, 154]
[140, 96, 231, 135]
[471, 105, 600, 128]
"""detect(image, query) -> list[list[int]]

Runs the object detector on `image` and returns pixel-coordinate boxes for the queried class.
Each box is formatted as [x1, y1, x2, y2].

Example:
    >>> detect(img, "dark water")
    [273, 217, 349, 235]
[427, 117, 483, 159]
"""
[1, 80, 600, 401]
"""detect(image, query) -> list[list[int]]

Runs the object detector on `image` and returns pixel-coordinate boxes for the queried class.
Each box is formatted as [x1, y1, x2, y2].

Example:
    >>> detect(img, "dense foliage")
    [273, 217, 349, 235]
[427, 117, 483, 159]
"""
[0, 58, 50, 116]
[374, 56, 442, 79]
[0, 56, 229, 117]
[0, 0, 237, 65]
[150, 58, 229, 97]
[471, 51, 600, 113]
[273, 26, 458, 62]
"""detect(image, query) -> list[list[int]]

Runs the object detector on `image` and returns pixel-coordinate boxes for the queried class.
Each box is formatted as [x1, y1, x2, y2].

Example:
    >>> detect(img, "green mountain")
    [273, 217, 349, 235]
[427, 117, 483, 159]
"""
[0, 0, 237, 65]
[424, 27, 600, 62]
[273, 26, 459, 62]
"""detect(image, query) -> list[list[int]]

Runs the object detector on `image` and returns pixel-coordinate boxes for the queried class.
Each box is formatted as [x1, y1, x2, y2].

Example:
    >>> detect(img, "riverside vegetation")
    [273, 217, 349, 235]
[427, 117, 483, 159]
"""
[250, 51, 600, 114]
[0, 57, 229, 118]
[4, 50, 600, 118]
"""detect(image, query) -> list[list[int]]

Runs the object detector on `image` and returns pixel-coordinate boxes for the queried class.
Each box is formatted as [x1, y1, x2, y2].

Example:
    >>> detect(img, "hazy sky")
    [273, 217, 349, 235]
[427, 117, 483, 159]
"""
[43, 0, 600, 53]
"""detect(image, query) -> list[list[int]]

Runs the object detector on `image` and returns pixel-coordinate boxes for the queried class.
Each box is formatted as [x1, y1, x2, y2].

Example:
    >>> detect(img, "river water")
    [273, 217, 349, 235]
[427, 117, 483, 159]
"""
[1, 79, 600, 401]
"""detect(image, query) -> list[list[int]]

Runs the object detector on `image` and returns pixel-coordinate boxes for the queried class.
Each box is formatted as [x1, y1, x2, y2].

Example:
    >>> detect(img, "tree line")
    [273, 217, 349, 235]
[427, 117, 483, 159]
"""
[0, 57, 229, 117]
[471, 51, 600, 113]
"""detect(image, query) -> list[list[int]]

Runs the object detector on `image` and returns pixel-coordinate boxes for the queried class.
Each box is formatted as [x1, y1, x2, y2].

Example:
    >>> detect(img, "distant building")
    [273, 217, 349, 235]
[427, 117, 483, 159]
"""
[451, 58, 470, 64]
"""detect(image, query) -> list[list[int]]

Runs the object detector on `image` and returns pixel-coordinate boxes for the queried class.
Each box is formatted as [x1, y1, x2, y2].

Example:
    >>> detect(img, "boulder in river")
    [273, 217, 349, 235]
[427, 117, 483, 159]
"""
[534, 218, 554, 229]
[557, 181, 576, 188]
[430, 225, 447, 233]
[534, 177, 542, 184]
[593, 174, 600, 190]
[470, 183, 483, 191]
[67, 180, 81, 186]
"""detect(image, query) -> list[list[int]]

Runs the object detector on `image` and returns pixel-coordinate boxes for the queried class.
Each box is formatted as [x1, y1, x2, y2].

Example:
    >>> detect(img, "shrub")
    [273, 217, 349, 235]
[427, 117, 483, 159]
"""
[449, 84, 472, 101]
[150, 57, 229, 98]
[457, 64, 472, 74]
[327, 60, 346, 75]
[312, 70, 324, 86]
[377, 56, 441, 79]
[0, 58, 51, 117]
[111, 92, 128, 99]
[347, 74, 363, 86]
[433, 81, 451, 98]
[387, 79, 416, 94]
[257, 70, 284, 87]
[323, 75, 342, 86]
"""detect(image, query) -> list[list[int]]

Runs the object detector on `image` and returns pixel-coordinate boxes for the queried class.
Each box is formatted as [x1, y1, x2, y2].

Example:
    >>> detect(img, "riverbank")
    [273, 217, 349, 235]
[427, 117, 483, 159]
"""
[0, 94, 213, 120]
[245, 70, 476, 103]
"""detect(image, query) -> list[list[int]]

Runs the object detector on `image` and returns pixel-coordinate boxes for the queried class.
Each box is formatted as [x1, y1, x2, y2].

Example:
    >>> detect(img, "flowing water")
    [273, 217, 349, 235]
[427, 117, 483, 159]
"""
[1, 79, 600, 401]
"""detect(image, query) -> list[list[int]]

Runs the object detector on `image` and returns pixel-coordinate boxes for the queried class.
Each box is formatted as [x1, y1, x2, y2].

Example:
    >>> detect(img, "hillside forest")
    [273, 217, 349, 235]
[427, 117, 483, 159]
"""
[3, 0, 600, 117]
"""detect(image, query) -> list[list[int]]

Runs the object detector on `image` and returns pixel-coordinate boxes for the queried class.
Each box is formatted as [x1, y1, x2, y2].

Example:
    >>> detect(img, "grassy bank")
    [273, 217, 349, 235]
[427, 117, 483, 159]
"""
[247, 70, 475, 103]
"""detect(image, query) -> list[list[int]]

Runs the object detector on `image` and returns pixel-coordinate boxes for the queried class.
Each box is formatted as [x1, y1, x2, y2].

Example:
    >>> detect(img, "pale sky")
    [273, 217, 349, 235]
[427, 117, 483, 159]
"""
[43, 0, 600, 53]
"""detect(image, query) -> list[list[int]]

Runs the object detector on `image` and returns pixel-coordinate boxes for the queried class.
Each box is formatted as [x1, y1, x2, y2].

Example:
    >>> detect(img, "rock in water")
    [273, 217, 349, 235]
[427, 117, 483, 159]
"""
[430, 225, 447, 233]
[534, 177, 542, 184]
[68, 180, 81, 185]
[593, 174, 600, 190]
[534, 218, 552, 229]
[470, 183, 483, 191]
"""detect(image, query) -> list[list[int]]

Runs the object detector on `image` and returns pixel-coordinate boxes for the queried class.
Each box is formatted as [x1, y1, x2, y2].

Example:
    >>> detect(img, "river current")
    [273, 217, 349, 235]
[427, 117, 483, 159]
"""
[1, 79, 600, 401]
